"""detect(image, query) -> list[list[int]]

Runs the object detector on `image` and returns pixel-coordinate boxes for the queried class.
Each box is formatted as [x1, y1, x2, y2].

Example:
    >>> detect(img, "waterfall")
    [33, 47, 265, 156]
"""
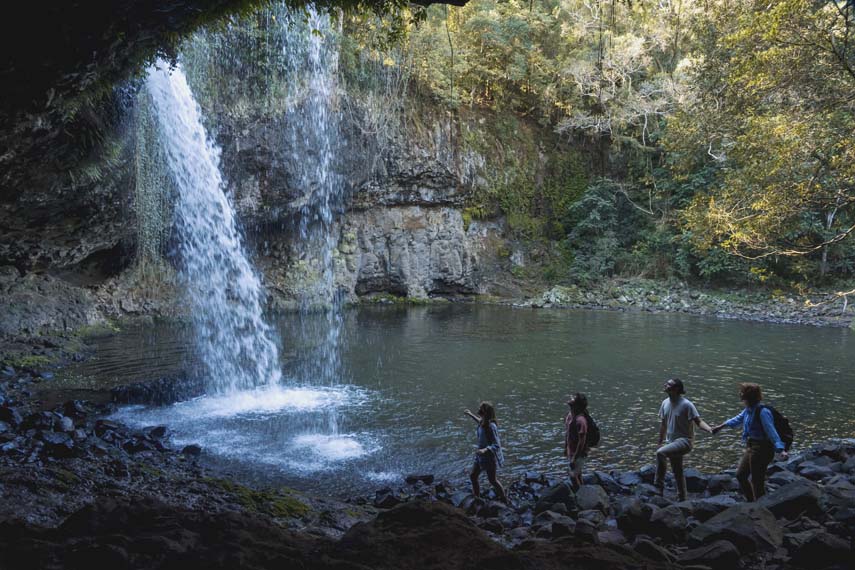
[144, 60, 282, 393]
[280, 8, 347, 431]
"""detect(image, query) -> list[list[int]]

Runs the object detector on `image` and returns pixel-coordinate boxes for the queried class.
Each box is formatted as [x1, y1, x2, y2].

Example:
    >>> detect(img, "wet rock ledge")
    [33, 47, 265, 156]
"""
[0, 388, 853, 569]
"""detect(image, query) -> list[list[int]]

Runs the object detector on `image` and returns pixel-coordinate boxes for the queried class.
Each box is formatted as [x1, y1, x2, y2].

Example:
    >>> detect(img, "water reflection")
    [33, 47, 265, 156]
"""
[58, 305, 853, 495]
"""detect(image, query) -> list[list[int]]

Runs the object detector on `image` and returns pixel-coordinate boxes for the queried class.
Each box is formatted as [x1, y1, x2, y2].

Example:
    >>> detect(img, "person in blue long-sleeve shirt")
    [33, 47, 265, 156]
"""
[712, 383, 789, 501]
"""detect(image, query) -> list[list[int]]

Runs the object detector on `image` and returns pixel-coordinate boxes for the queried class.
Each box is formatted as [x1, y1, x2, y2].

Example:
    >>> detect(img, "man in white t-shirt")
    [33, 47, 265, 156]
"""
[655, 378, 714, 501]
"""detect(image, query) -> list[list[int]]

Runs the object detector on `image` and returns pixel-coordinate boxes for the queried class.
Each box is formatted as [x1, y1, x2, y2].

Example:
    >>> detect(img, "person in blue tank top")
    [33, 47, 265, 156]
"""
[712, 383, 789, 501]
[464, 401, 507, 504]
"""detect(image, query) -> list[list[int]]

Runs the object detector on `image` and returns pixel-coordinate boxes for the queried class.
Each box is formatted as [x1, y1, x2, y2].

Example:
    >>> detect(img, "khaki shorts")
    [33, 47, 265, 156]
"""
[569, 456, 587, 478]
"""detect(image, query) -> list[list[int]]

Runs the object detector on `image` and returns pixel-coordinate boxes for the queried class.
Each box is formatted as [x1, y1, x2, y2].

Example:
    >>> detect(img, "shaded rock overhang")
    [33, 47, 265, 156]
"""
[0, 0, 467, 198]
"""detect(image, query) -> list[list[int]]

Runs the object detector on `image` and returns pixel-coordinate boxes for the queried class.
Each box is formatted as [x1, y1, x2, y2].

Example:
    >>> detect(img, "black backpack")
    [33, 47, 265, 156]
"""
[754, 405, 794, 451]
[584, 412, 601, 448]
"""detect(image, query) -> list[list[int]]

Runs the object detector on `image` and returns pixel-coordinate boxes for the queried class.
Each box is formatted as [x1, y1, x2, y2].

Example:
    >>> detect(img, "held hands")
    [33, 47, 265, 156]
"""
[711, 425, 724, 435]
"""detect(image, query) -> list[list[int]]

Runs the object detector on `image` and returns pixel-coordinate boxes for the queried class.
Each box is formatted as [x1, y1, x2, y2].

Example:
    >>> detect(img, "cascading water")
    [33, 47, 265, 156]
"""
[144, 60, 282, 394]
[280, 8, 348, 434]
[112, 11, 375, 484]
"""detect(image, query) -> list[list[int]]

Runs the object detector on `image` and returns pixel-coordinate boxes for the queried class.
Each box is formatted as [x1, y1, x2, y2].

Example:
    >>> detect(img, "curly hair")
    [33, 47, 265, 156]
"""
[739, 383, 763, 405]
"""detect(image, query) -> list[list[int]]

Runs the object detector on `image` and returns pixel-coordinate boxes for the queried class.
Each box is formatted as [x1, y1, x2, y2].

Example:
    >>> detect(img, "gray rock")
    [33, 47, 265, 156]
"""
[615, 497, 657, 534]
[788, 529, 852, 568]
[404, 473, 435, 485]
[684, 468, 708, 492]
[56, 416, 74, 433]
[648, 504, 688, 543]
[374, 490, 402, 509]
[617, 472, 642, 487]
[0, 406, 23, 427]
[575, 484, 609, 513]
[707, 474, 739, 494]
[597, 529, 627, 545]
[573, 518, 600, 544]
[550, 518, 575, 539]
[478, 517, 503, 533]
[758, 478, 822, 519]
[577, 509, 605, 528]
[678, 540, 740, 570]
[181, 444, 202, 456]
[593, 471, 623, 494]
[692, 496, 738, 522]
[534, 481, 575, 515]
[639, 465, 656, 484]
[40, 431, 75, 457]
[768, 469, 801, 487]
[689, 503, 783, 554]
[632, 538, 674, 563]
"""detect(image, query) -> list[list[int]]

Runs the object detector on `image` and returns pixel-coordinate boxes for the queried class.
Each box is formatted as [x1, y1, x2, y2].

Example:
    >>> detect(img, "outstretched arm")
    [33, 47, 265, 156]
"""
[712, 409, 746, 434]
[694, 417, 714, 434]
[464, 409, 481, 424]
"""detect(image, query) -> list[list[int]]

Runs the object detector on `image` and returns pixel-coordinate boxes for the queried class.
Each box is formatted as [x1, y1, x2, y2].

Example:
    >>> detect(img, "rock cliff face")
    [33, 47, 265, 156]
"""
[206, 90, 516, 307]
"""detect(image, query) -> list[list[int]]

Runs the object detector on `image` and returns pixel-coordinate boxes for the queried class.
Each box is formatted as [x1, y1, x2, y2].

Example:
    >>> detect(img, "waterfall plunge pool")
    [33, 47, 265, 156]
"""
[55, 305, 853, 496]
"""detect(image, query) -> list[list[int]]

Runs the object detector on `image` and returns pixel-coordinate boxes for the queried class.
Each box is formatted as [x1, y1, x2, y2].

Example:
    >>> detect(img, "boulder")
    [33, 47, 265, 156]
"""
[689, 503, 783, 554]
[678, 540, 740, 570]
[573, 518, 600, 544]
[683, 468, 708, 492]
[550, 518, 575, 539]
[648, 504, 688, 543]
[62, 400, 88, 419]
[523, 471, 544, 484]
[577, 509, 605, 528]
[615, 497, 657, 534]
[181, 444, 202, 456]
[768, 469, 801, 487]
[56, 416, 74, 433]
[533, 481, 575, 515]
[0, 406, 23, 427]
[758, 479, 822, 519]
[639, 465, 656, 484]
[40, 431, 75, 457]
[798, 462, 836, 481]
[478, 518, 503, 534]
[374, 489, 402, 509]
[405, 474, 434, 485]
[617, 472, 642, 487]
[593, 471, 623, 494]
[143, 426, 168, 440]
[788, 529, 852, 568]
[632, 538, 674, 563]
[575, 485, 609, 513]
[692, 496, 738, 522]
[707, 474, 739, 494]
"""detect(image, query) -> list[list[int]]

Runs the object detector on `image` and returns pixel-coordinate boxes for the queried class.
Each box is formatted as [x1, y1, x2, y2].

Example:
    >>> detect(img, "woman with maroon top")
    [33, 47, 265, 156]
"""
[564, 393, 589, 490]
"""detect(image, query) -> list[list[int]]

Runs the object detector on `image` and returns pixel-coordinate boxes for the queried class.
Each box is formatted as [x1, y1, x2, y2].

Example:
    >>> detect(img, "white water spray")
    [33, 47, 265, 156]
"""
[145, 60, 282, 393]
[280, 8, 347, 432]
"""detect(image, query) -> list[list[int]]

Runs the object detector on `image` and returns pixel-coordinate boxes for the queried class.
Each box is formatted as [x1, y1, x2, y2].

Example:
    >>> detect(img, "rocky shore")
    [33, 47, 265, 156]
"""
[1, 373, 852, 569]
[525, 279, 854, 329]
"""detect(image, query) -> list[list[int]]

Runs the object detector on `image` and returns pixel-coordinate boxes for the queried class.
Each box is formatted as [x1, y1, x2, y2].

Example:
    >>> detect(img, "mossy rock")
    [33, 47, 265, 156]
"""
[2, 354, 54, 369]
[203, 478, 310, 519]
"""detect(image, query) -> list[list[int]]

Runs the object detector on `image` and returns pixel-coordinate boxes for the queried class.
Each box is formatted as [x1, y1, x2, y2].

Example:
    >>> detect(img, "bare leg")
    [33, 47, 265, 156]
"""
[486, 463, 507, 503]
[470, 462, 482, 498]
